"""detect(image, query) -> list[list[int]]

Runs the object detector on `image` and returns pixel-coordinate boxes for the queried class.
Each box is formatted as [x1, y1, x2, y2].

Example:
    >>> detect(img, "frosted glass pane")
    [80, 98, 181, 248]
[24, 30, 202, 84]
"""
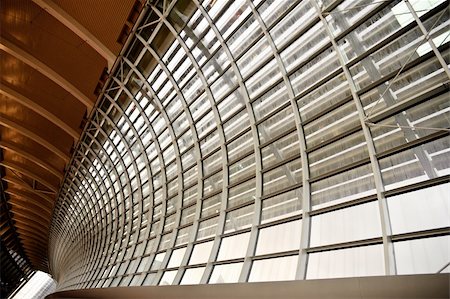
[256, 220, 301, 255]
[218, 232, 250, 261]
[395, 236, 450, 274]
[167, 247, 187, 268]
[310, 202, 381, 247]
[249, 255, 298, 282]
[189, 241, 214, 265]
[159, 271, 177, 285]
[307, 245, 385, 279]
[388, 184, 450, 234]
[180, 267, 205, 285]
[210, 262, 243, 284]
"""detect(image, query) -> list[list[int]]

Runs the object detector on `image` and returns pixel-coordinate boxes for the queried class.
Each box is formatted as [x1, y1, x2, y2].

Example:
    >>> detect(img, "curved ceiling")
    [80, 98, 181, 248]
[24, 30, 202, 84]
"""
[0, 0, 141, 274]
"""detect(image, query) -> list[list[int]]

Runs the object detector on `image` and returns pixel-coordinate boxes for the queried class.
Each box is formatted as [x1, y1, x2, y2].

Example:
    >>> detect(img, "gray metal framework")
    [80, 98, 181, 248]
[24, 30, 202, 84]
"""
[48, 0, 450, 290]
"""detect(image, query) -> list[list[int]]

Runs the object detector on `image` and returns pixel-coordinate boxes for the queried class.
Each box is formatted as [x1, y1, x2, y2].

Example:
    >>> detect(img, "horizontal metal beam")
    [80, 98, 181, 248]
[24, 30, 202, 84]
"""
[0, 141, 63, 180]
[0, 37, 94, 112]
[0, 116, 70, 163]
[31, 0, 116, 69]
[2, 176, 55, 205]
[0, 84, 81, 140]
[0, 161, 58, 193]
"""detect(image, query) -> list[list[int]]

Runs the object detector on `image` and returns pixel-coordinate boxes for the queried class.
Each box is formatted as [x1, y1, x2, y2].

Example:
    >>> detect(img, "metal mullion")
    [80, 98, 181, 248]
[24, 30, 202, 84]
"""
[225, 200, 255, 214]
[62, 165, 94, 280]
[314, 0, 396, 275]
[186, 4, 263, 283]
[404, 0, 450, 79]
[212, 258, 245, 266]
[248, 0, 312, 280]
[191, 105, 213, 125]
[153, 4, 231, 286]
[255, 101, 291, 127]
[241, 53, 275, 83]
[207, 63, 233, 87]
[259, 127, 297, 149]
[257, 213, 303, 230]
[224, 127, 252, 146]
[178, 142, 195, 157]
[200, 146, 221, 161]
[293, 69, 345, 122]
[72, 153, 109, 288]
[124, 56, 183, 285]
[391, 227, 450, 242]
[322, 0, 345, 14]
[261, 153, 302, 174]
[376, 130, 449, 161]
[117, 60, 168, 283]
[63, 179, 96, 285]
[93, 107, 137, 283]
[112, 82, 161, 285]
[306, 237, 383, 254]
[333, 1, 393, 43]
[252, 249, 300, 261]
[202, 167, 223, 181]
[213, 83, 240, 106]
[334, 7, 439, 181]
[227, 149, 254, 167]
[356, 48, 438, 97]
[384, 175, 450, 198]
[260, 182, 303, 201]
[310, 157, 372, 184]
[70, 154, 109, 287]
[367, 82, 449, 124]
[305, 124, 362, 154]
[349, 25, 415, 69]
[309, 194, 378, 217]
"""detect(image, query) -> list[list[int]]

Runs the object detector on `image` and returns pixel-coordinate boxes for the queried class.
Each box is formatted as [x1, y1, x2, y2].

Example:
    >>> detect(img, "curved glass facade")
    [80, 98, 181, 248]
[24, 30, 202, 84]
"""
[49, 0, 450, 290]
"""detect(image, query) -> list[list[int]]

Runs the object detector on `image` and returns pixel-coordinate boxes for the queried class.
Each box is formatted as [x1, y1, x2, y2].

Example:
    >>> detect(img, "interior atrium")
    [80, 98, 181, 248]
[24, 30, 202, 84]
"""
[1, 0, 449, 298]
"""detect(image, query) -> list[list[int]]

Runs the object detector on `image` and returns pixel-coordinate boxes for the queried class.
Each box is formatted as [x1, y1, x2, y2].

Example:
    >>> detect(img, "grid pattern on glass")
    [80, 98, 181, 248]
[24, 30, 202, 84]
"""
[48, 0, 450, 290]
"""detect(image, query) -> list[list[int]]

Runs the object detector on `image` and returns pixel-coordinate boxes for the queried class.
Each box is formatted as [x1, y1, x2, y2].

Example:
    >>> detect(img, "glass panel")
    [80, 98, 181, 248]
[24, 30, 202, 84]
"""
[151, 252, 166, 270]
[189, 241, 214, 265]
[224, 204, 254, 233]
[307, 245, 385, 279]
[256, 220, 301, 255]
[249, 255, 298, 282]
[159, 270, 177, 285]
[167, 247, 187, 268]
[388, 183, 450, 234]
[217, 232, 250, 261]
[310, 202, 382, 247]
[394, 236, 450, 275]
[209, 262, 243, 284]
[181, 267, 205, 285]
[261, 189, 302, 224]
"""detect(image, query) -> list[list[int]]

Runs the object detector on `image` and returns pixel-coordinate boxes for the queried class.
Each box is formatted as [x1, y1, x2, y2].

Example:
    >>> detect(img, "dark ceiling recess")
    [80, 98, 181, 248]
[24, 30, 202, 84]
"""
[0, 0, 142, 288]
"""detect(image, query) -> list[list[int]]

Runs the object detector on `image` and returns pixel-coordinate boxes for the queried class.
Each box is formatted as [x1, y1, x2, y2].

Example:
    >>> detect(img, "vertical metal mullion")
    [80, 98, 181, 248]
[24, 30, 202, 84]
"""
[313, 0, 396, 275]
[246, 0, 312, 280]
[191, 0, 263, 283]
[151, 3, 231, 285]
[403, 0, 450, 79]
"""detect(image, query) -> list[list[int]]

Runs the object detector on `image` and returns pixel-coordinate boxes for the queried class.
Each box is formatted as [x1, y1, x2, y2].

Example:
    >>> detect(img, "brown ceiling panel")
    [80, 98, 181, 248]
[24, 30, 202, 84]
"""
[3, 151, 61, 189]
[0, 127, 67, 173]
[0, 96, 74, 154]
[0, 53, 86, 130]
[1, 0, 106, 100]
[52, 0, 136, 54]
